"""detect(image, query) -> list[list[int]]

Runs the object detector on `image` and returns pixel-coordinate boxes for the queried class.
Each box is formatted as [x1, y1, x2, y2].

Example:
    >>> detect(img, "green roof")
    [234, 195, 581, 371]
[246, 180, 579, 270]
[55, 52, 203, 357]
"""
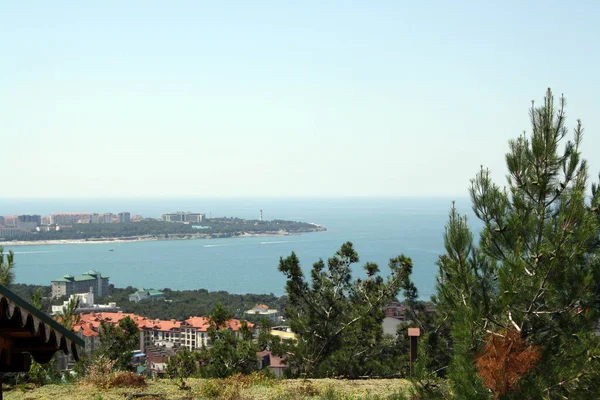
[133, 288, 164, 296]
[52, 271, 108, 282]
[73, 274, 96, 281]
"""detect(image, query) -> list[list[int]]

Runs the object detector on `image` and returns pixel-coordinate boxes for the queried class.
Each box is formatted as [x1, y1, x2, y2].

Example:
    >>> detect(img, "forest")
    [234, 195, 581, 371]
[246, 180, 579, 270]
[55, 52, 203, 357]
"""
[9, 283, 286, 322]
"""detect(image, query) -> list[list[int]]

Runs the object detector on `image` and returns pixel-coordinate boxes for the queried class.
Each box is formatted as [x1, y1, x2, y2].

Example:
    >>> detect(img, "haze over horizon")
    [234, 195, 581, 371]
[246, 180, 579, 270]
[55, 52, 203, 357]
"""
[2, 1, 599, 198]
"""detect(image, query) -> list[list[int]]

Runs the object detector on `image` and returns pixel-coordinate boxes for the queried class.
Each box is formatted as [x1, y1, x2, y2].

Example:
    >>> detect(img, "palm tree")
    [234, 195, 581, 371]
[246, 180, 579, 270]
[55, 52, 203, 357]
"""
[0, 247, 15, 286]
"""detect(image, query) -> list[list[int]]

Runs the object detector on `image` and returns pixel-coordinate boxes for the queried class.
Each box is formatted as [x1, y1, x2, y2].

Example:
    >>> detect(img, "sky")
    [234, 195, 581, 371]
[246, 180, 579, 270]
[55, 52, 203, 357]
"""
[1, 1, 599, 198]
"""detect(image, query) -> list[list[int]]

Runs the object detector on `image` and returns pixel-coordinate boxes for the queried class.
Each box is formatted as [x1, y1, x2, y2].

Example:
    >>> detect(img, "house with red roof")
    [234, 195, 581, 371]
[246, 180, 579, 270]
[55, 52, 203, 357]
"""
[72, 312, 149, 357]
[181, 316, 258, 349]
[73, 311, 258, 355]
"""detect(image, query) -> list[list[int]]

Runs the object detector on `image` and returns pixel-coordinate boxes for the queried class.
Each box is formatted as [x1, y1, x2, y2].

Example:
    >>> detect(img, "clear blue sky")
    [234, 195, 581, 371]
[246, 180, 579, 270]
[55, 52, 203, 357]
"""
[2, 1, 599, 197]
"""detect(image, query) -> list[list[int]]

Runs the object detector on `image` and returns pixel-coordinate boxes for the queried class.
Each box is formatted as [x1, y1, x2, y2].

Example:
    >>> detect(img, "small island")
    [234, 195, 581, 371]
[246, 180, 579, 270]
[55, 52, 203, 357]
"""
[1, 218, 326, 246]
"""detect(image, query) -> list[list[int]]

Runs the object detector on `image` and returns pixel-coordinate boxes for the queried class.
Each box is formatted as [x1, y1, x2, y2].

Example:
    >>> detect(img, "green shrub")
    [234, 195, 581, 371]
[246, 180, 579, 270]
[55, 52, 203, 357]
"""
[84, 355, 115, 388]
[200, 379, 224, 399]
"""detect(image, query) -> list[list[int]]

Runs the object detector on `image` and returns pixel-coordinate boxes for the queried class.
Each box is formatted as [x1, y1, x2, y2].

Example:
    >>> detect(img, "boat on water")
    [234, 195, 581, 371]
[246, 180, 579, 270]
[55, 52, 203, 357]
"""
[108, 249, 114, 251]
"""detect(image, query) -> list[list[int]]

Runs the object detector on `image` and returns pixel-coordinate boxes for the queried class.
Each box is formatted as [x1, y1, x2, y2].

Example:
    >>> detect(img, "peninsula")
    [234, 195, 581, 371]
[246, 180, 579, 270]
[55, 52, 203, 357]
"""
[1, 218, 326, 246]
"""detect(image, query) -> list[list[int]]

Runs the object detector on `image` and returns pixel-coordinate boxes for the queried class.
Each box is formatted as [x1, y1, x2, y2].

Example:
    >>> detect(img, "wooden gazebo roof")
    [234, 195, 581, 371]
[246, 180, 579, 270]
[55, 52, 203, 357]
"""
[0, 285, 84, 372]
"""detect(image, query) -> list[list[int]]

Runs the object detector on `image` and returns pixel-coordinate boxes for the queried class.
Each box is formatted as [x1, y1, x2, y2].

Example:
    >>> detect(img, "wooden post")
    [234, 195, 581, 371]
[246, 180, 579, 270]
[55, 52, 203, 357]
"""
[408, 328, 420, 377]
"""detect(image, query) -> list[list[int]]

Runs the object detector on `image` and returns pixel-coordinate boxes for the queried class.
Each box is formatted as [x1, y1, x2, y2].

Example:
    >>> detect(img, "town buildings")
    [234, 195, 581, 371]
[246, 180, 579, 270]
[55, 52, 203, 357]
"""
[51, 289, 119, 315]
[2, 216, 18, 226]
[51, 213, 90, 225]
[36, 225, 61, 232]
[38, 211, 132, 225]
[129, 288, 165, 303]
[18, 214, 41, 224]
[0, 227, 27, 238]
[0, 215, 42, 234]
[139, 315, 257, 351]
[244, 304, 279, 322]
[70, 311, 260, 375]
[162, 212, 205, 223]
[71, 312, 146, 361]
[180, 316, 256, 349]
[1, 209, 213, 229]
[72, 312, 257, 353]
[17, 215, 41, 230]
[118, 212, 131, 223]
[51, 270, 110, 299]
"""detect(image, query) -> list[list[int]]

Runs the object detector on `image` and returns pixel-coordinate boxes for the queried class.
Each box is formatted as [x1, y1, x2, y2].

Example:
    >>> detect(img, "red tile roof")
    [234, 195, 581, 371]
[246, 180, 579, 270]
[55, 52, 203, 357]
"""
[184, 316, 254, 332]
[74, 312, 181, 337]
[73, 312, 252, 337]
[74, 322, 100, 337]
[140, 318, 181, 332]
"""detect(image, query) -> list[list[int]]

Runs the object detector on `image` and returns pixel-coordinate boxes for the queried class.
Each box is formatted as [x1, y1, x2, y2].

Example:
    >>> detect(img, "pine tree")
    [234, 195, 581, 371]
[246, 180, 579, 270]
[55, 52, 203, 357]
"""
[435, 89, 600, 399]
[278, 242, 415, 378]
[198, 304, 259, 378]
[98, 316, 140, 371]
[166, 348, 198, 380]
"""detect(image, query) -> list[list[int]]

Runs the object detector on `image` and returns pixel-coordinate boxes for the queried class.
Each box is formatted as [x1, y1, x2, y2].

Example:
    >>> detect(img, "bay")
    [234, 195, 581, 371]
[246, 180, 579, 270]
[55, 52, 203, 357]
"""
[1, 197, 475, 299]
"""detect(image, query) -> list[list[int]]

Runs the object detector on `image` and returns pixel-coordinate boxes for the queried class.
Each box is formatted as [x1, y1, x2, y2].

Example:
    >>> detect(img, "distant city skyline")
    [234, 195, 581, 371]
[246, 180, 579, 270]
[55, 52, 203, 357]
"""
[2, 2, 599, 197]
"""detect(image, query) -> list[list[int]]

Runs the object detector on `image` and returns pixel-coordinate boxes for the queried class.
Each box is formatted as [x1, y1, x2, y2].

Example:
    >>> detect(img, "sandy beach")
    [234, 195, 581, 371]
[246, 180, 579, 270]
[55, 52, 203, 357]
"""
[0, 231, 309, 247]
[1, 237, 160, 246]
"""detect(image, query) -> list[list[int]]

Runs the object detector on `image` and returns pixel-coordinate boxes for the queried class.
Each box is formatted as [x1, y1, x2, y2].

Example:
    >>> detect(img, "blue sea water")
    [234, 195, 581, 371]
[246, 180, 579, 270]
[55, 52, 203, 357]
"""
[0, 198, 476, 299]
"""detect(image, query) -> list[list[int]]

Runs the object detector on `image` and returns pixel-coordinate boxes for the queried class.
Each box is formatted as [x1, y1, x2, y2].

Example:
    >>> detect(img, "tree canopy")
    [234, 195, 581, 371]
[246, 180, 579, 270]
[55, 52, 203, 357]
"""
[98, 316, 140, 371]
[278, 241, 415, 378]
[434, 89, 600, 399]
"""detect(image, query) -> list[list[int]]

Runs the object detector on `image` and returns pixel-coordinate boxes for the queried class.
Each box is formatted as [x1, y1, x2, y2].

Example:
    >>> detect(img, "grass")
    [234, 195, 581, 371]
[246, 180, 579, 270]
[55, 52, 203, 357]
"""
[2, 378, 414, 400]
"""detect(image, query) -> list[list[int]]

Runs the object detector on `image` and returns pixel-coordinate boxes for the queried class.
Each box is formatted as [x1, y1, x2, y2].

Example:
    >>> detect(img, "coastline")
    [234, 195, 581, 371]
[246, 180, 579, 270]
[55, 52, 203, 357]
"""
[0, 230, 322, 247]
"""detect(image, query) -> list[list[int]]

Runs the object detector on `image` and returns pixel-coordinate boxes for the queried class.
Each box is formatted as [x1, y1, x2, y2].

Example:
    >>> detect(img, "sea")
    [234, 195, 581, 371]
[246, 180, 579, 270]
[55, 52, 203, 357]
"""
[0, 197, 478, 299]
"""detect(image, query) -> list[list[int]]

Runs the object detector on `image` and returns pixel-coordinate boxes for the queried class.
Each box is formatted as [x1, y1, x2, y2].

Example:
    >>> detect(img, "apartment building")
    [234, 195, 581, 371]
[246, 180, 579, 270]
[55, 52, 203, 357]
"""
[2, 216, 18, 226]
[73, 312, 256, 354]
[162, 212, 205, 223]
[0, 228, 27, 238]
[118, 212, 131, 223]
[51, 213, 90, 225]
[181, 316, 256, 350]
[17, 215, 41, 230]
[51, 270, 110, 298]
